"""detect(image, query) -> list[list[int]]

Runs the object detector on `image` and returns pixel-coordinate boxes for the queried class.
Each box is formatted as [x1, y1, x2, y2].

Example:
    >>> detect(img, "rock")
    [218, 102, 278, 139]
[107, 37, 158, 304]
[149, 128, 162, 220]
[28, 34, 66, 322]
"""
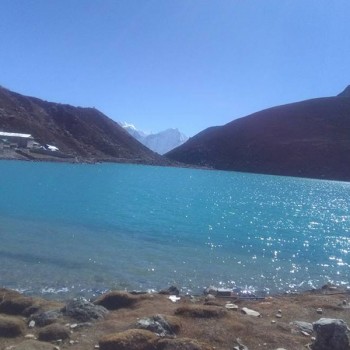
[10, 340, 58, 350]
[168, 295, 181, 303]
[136, 314, 180, 337]
[94, 291, 138, 310]
[0, 315, 25, 337]
[62, 298, 108, 321]
[233, 337, 249, 350]
[312, 318, 349, 350]
[241, 307, 261, 317]
[203, 286, 218, 295]
[203, 286, 237, 297]
[159, 286, 180, 296]
[30, 310, 62, 327]
[157, 337, 213, 350]
[175, 305, 226, 318]
[321, 283, 338, 291]
[99, 329, 158, 350]
[28, 320, 35, 328]
[204, 294, 216, 301]
[290, 321, 313, 334]
[225, 303, 238, 311]
[38, 324, 70, 342]
[22, 304, 43, 317]
[316, 308, 323, 314]
[25, 334, 36, 339]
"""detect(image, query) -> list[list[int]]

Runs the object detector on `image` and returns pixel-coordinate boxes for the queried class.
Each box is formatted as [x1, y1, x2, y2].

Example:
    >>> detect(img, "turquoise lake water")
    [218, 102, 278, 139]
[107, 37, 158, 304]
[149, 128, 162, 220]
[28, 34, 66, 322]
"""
[0, 160, 350, 298]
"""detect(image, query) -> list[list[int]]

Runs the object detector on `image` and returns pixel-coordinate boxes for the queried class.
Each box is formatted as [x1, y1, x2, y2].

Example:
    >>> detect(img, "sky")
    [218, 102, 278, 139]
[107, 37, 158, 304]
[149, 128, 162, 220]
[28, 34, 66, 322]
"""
[1, 1, 350, 136]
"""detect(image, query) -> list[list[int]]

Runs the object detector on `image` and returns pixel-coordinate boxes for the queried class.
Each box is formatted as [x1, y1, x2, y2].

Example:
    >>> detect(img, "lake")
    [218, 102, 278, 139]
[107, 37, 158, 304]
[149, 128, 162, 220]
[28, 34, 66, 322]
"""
[0, 160, 349, 298]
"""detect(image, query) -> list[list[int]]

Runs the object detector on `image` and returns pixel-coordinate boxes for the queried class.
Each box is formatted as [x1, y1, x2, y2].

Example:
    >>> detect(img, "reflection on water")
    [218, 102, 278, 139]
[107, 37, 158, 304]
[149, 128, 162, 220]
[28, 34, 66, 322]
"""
[0, 161, 350, 298]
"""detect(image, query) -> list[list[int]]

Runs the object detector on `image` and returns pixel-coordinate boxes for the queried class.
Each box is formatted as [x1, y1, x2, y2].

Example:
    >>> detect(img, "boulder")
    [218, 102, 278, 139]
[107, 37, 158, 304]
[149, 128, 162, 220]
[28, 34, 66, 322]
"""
[62, 298, 108, 321]
[136, 314, 180, 337]
[233, 338, 249, 350]
[30, 310, 62, 327]
[241, 307, 261, 317]
[99, 329, 158, 350]
[38, 323, 70, 342]
[290, 321, 313, 334]
[312, 318, 350, 350]
[157, 337, 213, 350]
[159, 286, 180, 296]
[94, 291, 138, 310]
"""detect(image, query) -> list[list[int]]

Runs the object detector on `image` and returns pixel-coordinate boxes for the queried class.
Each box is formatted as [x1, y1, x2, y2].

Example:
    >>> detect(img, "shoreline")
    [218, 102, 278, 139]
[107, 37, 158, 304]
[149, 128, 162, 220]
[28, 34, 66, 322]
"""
[1, 284, 350, 350]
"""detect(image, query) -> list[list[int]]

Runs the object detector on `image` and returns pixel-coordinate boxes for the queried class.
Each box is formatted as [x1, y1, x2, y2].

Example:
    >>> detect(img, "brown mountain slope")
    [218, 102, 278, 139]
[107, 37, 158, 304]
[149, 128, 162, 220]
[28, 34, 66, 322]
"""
[166, 87, 350, 181]
[0, 86, 170, 165]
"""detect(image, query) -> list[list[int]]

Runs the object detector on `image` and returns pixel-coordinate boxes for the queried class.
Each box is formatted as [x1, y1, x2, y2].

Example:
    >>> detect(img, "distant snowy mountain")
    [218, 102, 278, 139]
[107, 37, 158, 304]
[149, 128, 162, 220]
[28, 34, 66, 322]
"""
[120, 122, 189, 155]
[120, 122, 148, 143]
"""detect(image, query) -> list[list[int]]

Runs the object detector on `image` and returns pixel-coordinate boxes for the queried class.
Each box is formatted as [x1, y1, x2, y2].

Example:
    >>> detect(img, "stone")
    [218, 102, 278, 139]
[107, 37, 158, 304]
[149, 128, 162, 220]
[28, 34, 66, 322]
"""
[99, 329, 158, 350]
[312, 318, 350, 350]
[30, 310, 62, 327]
[0, 315, 25, 337]
[225, 303, 238, 311]
[94, 291, 138, 310]
[38, 324, 70, 342]
[290, 321, 313, 334]
[136, 314, 180, 337]
[62, 298, 108, 321]
[25, 334, 36, 339]
[316, 308, 323, 314]
[168, 295, 181, 303]
[204, 294, 216, 301]
[157, 337, 212, 350]
[28, 320, 35, 328]
[11, 340, 58, 350]
[233, 337, 249, 350]
[159, 286, 180, 296]
[241, 307, 261, 317]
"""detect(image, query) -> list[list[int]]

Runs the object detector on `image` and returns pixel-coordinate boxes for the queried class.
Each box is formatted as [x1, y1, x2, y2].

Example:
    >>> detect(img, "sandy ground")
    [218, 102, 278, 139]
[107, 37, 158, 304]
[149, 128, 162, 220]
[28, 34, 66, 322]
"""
[0, 285, 350, 350]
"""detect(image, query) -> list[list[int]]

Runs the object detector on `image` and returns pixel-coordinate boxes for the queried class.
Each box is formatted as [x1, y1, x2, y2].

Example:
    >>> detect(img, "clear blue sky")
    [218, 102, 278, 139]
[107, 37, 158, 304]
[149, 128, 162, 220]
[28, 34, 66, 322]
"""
[1, 0, 350, 136]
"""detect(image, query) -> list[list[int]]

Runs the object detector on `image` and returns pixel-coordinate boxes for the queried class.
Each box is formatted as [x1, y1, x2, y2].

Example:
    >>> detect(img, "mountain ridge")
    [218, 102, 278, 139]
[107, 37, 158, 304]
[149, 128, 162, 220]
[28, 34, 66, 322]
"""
[166, 90, 350, 181]
[0, 86, 171, 165]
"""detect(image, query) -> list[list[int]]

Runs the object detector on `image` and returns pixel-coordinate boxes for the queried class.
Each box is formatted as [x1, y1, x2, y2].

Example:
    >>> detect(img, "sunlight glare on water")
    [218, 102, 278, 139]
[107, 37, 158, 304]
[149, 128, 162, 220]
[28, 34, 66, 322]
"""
[0, 161, 349, 298]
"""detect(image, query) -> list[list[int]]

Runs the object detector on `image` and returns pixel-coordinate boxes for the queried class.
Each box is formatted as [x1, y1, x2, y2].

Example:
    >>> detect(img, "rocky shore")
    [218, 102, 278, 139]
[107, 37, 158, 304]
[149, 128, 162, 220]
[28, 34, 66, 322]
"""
[0, 284, 350, 350]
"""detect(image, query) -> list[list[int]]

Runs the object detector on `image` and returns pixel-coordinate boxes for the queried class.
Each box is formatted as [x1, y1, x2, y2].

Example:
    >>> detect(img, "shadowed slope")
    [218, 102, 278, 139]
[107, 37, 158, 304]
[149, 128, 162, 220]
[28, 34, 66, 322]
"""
[0, 86, 170, 165]
[166, 88, 350, 181]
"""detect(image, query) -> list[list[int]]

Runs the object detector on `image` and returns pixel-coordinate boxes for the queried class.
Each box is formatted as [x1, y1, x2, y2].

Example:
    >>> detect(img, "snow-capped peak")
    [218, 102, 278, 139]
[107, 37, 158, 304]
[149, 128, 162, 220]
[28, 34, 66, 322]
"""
[120, 122, 188, 154]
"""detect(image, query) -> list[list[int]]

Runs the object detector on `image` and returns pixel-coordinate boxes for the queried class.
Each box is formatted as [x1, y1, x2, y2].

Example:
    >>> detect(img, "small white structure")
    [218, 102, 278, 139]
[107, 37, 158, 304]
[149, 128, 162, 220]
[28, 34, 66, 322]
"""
[0, 131, 34, 148]
[46, 144, 59, 152]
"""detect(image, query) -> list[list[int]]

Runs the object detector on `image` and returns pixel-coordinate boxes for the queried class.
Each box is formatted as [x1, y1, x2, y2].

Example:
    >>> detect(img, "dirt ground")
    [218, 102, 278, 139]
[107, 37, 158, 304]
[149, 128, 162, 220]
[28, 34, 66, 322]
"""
[1, 285, 350, 350]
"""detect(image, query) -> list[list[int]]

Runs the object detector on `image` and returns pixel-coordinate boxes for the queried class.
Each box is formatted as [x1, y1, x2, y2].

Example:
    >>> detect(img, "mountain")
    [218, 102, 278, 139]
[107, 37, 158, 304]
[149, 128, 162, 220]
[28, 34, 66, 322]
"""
[120, 122, 189, 155]
[0, 86, 170, 165]
[119, 122, 148, 143]
[166, 86, 350, 181]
